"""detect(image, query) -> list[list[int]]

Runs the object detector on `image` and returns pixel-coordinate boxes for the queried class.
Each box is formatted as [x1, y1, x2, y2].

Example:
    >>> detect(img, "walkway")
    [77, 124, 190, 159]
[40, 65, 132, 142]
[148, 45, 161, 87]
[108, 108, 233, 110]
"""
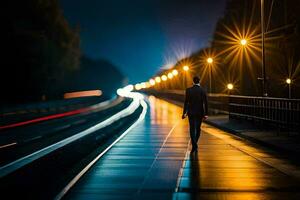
[64, 96, 300, 200]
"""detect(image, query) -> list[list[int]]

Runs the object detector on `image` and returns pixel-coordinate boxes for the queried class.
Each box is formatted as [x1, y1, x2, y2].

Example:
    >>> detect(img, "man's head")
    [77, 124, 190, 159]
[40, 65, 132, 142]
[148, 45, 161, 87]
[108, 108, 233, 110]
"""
[193, 76, 200, 84]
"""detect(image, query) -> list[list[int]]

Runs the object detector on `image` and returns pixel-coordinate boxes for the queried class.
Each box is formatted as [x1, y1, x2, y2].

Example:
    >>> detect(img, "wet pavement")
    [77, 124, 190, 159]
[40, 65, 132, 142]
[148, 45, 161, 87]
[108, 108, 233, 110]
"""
[64, 96, 300, 200]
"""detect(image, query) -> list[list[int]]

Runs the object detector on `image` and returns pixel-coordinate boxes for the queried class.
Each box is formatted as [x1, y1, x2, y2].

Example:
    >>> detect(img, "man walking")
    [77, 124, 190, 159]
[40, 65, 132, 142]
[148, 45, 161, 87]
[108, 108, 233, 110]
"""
[182, 76, 208, 153]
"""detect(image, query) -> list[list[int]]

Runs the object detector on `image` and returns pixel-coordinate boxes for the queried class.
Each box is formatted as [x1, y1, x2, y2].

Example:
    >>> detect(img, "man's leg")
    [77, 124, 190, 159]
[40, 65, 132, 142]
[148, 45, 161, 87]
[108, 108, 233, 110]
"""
[188, 115, 197, 150]
[195, 117, 202, 143]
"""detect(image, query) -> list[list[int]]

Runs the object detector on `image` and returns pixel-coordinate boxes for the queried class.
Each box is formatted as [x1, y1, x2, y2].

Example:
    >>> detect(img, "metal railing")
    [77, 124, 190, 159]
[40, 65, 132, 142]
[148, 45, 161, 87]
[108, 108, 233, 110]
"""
[229, 95, 300, 130]
[145, 89, 300, 131]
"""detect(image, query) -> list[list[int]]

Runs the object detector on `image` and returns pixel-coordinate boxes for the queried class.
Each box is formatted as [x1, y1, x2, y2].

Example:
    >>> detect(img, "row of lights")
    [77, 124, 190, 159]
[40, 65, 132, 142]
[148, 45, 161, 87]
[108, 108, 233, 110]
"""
[135, 69, 180, 90]
[134, 58, 237, 91]
[133, 37, 248, 92]
[134, 38, 292, 93]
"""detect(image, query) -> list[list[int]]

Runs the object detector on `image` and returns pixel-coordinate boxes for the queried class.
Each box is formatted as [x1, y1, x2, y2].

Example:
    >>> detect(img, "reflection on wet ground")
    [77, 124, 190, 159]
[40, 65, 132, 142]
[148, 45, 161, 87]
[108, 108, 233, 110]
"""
[65, 96, 300, 200]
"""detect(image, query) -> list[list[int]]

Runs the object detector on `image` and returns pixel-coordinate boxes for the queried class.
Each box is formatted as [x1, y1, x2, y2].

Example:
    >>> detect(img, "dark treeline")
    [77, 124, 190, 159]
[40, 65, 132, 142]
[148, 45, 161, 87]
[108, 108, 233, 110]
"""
[165, 0, 300, 98]
[2, 0, 125, 105]
[66, 56, 126, 96]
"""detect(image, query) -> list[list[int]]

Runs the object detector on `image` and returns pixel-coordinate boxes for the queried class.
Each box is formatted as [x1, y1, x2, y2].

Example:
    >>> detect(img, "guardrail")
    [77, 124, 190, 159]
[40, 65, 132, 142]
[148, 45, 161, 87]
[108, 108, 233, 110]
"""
[145, 89, 300, 131]
[229, 95, 300, 130]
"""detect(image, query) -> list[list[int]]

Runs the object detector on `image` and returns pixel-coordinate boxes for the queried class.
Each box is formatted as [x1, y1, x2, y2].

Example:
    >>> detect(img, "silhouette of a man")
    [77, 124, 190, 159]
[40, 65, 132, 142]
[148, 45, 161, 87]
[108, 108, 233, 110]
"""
[182, 76, 208, 152]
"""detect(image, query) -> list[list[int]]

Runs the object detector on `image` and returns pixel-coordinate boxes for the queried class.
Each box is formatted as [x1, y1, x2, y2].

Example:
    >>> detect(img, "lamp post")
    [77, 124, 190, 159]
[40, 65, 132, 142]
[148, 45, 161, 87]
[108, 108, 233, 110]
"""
[183, 65, 189, 89]
[167, 72, 173, 89]
[207, 57, 213, 93]
[155, 76, 161, 90]
[261, 0, 268, 97]
[161, 75, 167, 90]
[286, 78, 291, 98]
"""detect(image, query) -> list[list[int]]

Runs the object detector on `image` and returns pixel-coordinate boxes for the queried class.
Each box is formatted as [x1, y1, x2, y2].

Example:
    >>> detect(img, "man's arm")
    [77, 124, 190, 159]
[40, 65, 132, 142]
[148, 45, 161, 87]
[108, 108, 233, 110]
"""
[182, 89, 189, 118]
[203, 90, 208, 117]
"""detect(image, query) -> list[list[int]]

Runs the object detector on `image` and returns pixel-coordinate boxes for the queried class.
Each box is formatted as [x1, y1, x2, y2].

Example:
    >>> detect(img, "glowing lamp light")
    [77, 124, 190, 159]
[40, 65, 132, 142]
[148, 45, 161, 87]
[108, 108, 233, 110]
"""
[172, 69, 178, 76]
[183, 65, 189, 71]
[155, 76, 161, 83]
[286, 78, 291, 84]
[161, 75, 168, 81]
[227, 83, 234, 90]
[149, 79, 155, 86]
[240, 39, 247, 46]
[135, 83, 142, 90]
[167, 73, 173, 79]
[207, 57, 213, 64]
[124, 85, 134, 92]
[145, 82, 151, 88]
[141, 82, 147, 88]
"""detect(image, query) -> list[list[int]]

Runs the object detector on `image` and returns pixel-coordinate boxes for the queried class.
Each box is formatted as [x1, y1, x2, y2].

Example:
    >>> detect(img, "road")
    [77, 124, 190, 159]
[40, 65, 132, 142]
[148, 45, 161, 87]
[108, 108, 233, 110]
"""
[0, 98, 131, 166]
[62, 95, 300, 200]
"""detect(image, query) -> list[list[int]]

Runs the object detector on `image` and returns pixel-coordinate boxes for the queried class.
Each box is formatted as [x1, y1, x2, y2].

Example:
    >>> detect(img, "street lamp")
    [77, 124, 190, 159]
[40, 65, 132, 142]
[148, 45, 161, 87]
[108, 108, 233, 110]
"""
[227, 83, 234, 95]
[182, 66, 189, 89]
[207, 57, 213, 64]
[207, 58, 213, 93]
[141, 82, 146, 89]
[286, 78, 292, 98]
[227, 83, 234, 90]
[240, 39, 247, 46]
[135, 83, 142, 90]
[149, 79, 155, 86]
[167, 72, 173, 79]
[161, 75, 167, 81]
[261, 0, 267, 97]
[155, 76, 161, 83]
[172, 69, 178, 76]
[183, 65, 189, 71]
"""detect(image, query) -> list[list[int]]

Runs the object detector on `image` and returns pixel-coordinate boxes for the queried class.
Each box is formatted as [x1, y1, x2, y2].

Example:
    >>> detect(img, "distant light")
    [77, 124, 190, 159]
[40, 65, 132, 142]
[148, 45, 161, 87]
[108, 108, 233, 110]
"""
[145, 82, 151, 88]
[240, 39, 247, 46]
[172, 69, 178, 76]
[161, 75, 168, 81]
[64, 90, 102, 99]
[167, 73, 173, 79]
[183, 66, 189, 71]
[122, 84, 134, 92]
[155, 76, 161, 83]
[149, 79, 155, 86]
[227, 83, 234, 90]
[141, 82, 147, 88]
[286, 78, 291, 84]
[207, 57, 213, 64]
[135, 83, 142, 90]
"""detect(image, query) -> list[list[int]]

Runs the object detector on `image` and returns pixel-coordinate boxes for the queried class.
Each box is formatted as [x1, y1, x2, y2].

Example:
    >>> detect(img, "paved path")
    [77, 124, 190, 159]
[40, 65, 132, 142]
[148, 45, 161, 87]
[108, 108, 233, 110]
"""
[64, 96, 300, 200]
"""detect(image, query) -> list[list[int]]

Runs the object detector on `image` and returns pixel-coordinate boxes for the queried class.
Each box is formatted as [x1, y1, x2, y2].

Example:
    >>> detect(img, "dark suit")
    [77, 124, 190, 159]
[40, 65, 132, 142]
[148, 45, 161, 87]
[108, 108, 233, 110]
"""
[183, 85, 208, 150]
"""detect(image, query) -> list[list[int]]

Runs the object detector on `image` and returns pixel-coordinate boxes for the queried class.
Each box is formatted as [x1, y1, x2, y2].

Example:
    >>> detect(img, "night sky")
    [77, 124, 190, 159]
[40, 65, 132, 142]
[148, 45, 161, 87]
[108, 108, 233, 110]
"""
[60, 0, 226, 83]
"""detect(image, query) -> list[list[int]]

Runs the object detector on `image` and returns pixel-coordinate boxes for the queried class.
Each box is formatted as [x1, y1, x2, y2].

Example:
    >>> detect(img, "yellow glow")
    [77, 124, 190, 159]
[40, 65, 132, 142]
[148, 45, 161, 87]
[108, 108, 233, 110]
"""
[183, 65, 189, 71]
[240, 39, 247, 46]
[141, 82, 147, 88]
[135, 83, 142, 90]
[161, 75, 167, 81]
[149, 79, 155, 86]
[167, 73, 173, 79]
[286, 78, 291, 84]
[207, 57, 213, 64]
[227, 83, 234, 90]
[215, 17, 262, 84]
[145, 82, 151, 88]
[155, 76, 161, 83]
[172, 69, 178, 76]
